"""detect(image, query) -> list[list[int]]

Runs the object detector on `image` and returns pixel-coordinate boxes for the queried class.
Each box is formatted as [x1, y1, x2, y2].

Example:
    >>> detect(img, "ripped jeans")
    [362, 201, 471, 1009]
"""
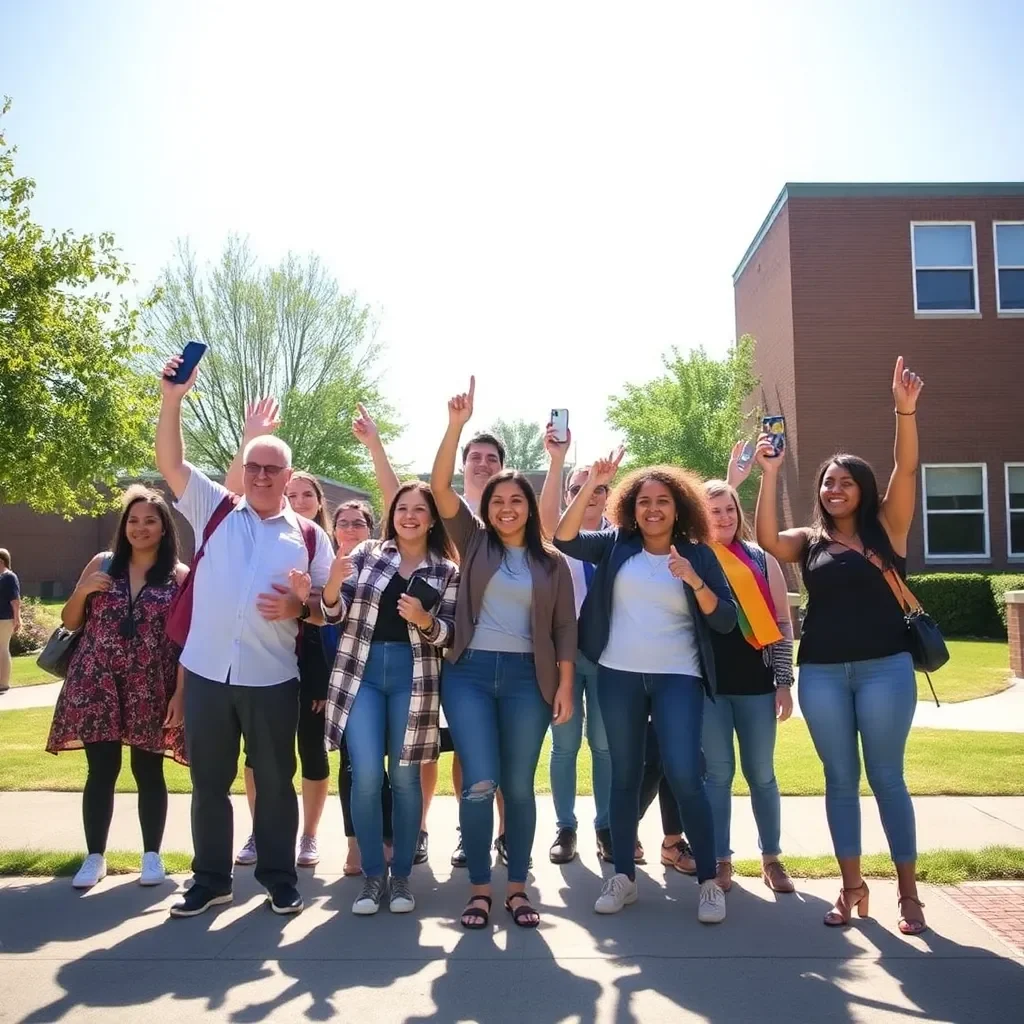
[441, 650, 551, 885]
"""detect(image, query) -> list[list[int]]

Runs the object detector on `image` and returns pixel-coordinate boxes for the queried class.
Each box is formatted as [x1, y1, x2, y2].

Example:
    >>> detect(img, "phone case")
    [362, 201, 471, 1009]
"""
[406, 576, 441, 612]
[762, 416, 786, 457]
[171, 341, 208, 384]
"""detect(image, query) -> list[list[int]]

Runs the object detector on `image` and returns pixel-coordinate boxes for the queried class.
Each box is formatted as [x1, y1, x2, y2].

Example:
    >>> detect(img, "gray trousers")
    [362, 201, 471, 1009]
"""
[184, 670, 300, 892]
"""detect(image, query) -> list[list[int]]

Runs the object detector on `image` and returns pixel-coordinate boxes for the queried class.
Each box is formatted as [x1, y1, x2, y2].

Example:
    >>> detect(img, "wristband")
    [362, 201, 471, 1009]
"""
[895, 410, 916, 416]
[692, 580, 706, 593]
[298, 602, 311, 622]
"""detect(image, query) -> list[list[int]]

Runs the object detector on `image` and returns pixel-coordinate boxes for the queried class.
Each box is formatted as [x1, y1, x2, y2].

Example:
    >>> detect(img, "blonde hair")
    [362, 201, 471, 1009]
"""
[704, 479, 749, 543]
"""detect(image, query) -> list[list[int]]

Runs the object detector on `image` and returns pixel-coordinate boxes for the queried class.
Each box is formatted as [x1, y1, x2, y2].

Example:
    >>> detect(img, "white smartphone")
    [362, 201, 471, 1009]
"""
[736, 441, 755, 469]
[550, 408, 569, 444]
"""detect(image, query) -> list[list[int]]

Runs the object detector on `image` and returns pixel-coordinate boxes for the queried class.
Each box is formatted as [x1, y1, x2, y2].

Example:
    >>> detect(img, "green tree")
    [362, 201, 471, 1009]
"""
[144, 237, 400, 494]
[606, 334, 759, 481]
[0, 99, 158, 515]
[490, 417, 546, 471]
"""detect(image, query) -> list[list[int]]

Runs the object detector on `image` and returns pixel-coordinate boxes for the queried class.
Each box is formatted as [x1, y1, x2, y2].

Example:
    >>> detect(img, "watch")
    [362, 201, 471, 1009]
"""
[298, 601, 311, 622]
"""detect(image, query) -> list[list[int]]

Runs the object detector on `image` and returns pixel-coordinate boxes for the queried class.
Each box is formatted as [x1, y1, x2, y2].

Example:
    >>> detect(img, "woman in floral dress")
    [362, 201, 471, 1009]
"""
[47, 485, 188, 890]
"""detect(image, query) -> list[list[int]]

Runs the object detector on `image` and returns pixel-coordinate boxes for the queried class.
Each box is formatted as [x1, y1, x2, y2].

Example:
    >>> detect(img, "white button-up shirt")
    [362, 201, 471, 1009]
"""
[176, 466, 334, 687]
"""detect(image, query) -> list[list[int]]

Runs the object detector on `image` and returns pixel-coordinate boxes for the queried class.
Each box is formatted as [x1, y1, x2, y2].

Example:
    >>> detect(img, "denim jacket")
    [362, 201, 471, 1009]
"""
[553, 528, 737, 697]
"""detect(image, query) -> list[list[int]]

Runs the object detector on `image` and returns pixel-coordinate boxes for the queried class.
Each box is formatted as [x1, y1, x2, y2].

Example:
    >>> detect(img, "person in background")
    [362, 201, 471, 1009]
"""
[554, 454, 737, 924]
[637, 724, 696, 874]
[317, 481, 459, 915]
[538, 427, 613, 865]
[157, 358, 334, 919]
[755, 357, 927, 935]
[0, 548, 21, 694]
[701, 474, 795, 895]
[432, 376, 576, 930]
[46, 486, 188, 889]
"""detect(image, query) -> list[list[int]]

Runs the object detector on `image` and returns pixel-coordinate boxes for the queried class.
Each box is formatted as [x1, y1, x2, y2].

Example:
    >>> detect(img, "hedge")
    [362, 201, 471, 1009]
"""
[906, 573, 1024, 639]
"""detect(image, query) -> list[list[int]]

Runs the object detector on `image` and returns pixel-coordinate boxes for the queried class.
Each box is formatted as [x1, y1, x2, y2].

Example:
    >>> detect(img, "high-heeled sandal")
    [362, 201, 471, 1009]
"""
[823, 882, 870, 926]
[897, 894, 928, 935]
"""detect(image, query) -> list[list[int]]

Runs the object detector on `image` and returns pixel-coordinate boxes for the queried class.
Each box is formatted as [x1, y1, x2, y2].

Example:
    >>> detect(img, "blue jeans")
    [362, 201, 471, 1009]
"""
[701, 692, 781, 860]
[550, 654, 610, 831]
[344, 642, 422, 879]
[597, 667, 716, 883]
[798, 652, 917, 862]
[441, 650, 551, 885]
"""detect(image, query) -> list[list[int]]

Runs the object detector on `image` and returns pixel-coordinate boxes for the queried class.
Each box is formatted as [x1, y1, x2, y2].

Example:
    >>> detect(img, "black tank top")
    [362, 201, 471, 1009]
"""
[711, 627, 775, 695]
[372, 573, 411, 644]
[798, 542, 909, 665]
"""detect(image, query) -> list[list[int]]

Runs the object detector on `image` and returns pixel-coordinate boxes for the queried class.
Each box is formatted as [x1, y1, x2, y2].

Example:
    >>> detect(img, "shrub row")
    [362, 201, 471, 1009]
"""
[10, 600, 59, 657]
[906, 573, 1024, 639]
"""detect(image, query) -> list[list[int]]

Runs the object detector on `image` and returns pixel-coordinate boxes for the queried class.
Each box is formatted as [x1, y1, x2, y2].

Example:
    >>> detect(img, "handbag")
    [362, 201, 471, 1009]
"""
[36, 554, 113, 678]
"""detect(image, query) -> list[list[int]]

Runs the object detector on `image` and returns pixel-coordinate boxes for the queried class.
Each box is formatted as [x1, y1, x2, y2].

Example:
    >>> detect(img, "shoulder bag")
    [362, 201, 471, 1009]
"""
[36, 554, 113, 678]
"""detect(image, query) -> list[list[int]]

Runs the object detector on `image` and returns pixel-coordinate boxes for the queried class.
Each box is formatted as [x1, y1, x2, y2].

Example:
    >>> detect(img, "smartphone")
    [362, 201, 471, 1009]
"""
[550, 408, 569, 444]
[168, 341, 208, 384]
[762, 415, 786, 457]
[406, 576, 441, 612]
[736, 441, 755, 469]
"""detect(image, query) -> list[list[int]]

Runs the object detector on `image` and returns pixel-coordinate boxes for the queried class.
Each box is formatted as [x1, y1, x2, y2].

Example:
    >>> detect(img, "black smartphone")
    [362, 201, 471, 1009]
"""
[169, 340, 208, 384]
[762, 415, 786, 457]
[406, 576, 441, 612]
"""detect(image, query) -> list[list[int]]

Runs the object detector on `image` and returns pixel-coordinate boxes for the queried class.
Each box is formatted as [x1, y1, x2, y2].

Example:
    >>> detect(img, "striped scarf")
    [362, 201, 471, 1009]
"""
[710, 540, 783, 650]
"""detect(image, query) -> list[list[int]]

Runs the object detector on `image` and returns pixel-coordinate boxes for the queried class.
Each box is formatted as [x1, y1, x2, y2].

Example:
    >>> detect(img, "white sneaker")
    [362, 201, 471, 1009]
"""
[235, 834, 257, 866]
[297, 834, 320, 867]
[594, 873, 638, 914]
[72, 853, 107, 889]
[698, 879, 727, 924]
[139, 852, 166, 886]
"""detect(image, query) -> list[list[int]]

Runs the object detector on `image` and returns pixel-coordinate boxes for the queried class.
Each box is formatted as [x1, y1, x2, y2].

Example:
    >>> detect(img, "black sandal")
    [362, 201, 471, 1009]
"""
[504, 891, 540, 929]
[460, 895, 492, 930]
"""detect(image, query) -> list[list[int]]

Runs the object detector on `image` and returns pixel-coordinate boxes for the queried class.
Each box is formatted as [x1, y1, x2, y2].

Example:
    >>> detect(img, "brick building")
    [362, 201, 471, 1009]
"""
[0, 474, 371, 598]
[734, 182, 1024, 574]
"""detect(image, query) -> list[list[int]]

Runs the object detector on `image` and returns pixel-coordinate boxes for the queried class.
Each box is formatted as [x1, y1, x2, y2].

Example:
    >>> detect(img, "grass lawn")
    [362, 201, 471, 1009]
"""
[2, 845, 1022, 884]
[7, 655, 55, 688]
[917, 639, 1013, 703]
[3, 705, 1022, 796]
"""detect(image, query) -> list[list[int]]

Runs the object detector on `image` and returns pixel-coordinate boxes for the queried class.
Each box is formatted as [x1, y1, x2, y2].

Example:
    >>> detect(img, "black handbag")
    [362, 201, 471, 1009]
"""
[35, 554, 112, 679]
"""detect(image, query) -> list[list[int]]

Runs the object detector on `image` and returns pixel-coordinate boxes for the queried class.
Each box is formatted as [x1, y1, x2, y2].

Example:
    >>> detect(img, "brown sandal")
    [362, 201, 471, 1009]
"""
[661, 839, 697, 875]
[824, 882, 870, 926]
[762, 860, 795, 894]
[897, 894, 927, 935]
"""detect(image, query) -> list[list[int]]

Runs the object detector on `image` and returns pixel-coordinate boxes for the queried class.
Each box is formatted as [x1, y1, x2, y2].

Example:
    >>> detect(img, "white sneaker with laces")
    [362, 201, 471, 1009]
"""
[235, 834, 257, 866]
[297, 834, 320, 867]
[594, 873, 638, 914]
[73, 853, 107, 890]
[139, 852, 166, 886]
[698, 879, 727, 924]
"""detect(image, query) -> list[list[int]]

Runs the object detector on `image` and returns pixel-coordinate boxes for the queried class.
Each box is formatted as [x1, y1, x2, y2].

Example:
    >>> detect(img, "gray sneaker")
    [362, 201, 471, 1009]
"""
[234, 834, 257, 866]
[389, 875, 415, 914]
[352, 874, 388, 916]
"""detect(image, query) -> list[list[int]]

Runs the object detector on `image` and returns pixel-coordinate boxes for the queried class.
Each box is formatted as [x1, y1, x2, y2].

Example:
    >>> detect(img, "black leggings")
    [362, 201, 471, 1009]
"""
[83, 742, 167, 854]
[339, 740, 393, 842]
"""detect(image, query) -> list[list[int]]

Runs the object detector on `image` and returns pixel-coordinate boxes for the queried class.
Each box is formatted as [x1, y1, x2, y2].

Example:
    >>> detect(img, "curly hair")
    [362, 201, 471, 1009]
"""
[607, 465, 711, 544]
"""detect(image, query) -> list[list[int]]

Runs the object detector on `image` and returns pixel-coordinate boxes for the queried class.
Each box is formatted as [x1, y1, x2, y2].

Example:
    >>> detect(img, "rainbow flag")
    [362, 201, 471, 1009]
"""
[710, 541, 783, 650]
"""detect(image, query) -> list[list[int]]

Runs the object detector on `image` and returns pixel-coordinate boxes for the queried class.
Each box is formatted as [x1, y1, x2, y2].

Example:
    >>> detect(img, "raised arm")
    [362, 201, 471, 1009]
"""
[539, 424, 571, 538]
[880, 356, 924, 555]
[754, 435, 810, 563]
[555, 449, 623, 542]
[225, 397, 282, 494]
[352, 402, 401, 513]
[156, 357, 197, 499]
[430, 375, 476, 520]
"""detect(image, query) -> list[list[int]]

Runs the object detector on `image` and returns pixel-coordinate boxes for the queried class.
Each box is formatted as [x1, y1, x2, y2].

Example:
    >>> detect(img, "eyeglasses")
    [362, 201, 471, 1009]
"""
[335, 519, 369, 530]
[568, 484, 608, 497]
[243, 462, 286, 478]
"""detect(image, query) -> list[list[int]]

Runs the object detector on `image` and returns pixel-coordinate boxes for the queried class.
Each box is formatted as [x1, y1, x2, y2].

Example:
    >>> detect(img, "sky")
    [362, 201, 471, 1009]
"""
[3, 0, 1023, 471]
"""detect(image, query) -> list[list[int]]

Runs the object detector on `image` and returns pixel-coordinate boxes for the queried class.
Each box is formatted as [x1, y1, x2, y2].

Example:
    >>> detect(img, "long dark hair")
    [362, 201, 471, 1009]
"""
[479, 470, 554, 569]
[810, 453, 898, 568]
[287, 470, 332, 534]
[383, 481, 457, 562]
[608, 465, 712, 545]
[108, 485, 180, 585]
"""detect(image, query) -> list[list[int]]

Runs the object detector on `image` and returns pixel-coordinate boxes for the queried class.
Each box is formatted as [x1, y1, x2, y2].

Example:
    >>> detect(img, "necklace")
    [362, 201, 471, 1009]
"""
[640, 550, 667, 578]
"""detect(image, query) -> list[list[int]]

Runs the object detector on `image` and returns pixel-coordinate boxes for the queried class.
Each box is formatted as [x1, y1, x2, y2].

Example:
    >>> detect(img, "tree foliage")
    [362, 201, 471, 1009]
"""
[0, 98, 158, 515]
[606, 335, 759, 481]
[490, 417, 546, 472]
[144, 237, 399, 493]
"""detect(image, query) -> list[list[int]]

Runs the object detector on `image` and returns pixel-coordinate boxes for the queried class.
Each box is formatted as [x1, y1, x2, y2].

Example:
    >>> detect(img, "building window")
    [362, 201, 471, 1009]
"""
[994, 222, 1024, 313]
[1007, 464, 1024, 559]
[923, 464, 989, 560]
[911, 222, 979, 314]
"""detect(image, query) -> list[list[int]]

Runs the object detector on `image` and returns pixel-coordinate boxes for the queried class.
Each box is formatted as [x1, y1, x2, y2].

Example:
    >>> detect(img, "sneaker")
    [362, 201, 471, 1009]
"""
[352, 874, 388, 916]
[414, 830, 429, 866]
[494, 833, 533, 870]
[451, 830, 467, 868]
[268, 883, 304, 915]
[595, 873, 638, 914]
[169, 884, 233, 918]
[297, 834, 320, 868]
[389, 875, 416, 913]
[595, 828, 614, 864]
[698, 879, 727, 924]
[72, 853, 107, 890]
[235, 834, 257, 866]
[549, 827, 578, 865]
[139, 851, 166, 886]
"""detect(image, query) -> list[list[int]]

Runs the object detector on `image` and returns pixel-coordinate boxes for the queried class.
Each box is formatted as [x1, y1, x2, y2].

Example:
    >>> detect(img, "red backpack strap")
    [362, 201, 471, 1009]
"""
[298, 516, 317, 565]
[199, 493, 240, 554]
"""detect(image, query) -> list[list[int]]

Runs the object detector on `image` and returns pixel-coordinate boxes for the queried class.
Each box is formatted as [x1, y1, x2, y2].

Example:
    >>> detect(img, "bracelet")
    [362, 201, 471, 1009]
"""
[692, 580, 706, 593]
[895, 410, 916, 416]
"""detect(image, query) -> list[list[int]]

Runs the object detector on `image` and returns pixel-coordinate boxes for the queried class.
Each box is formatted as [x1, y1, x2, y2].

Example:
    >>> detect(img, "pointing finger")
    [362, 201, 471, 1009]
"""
[893, 355, 904, 387]
[468, 375, 476, 400]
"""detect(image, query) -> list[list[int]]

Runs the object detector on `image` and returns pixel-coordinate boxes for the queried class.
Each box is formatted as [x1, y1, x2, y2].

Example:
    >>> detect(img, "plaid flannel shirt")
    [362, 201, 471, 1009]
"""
[322, 539, 459, 765]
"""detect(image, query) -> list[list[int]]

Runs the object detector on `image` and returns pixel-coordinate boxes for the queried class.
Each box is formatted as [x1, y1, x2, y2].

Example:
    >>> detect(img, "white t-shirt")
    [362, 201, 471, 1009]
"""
[599, 551, 702, 677]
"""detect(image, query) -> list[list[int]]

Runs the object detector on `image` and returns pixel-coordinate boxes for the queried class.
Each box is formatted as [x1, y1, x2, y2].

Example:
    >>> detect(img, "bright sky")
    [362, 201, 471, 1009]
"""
[4, 0, 1023, 471]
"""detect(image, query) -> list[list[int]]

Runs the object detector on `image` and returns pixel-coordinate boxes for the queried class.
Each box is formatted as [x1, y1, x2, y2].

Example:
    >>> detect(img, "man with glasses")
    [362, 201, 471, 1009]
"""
[539, 427, 613, 864]
[156, 357, 334, 918]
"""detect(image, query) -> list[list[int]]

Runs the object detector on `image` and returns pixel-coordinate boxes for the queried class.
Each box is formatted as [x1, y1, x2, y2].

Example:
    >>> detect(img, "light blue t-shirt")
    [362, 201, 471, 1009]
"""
[468, 546, 534, 653]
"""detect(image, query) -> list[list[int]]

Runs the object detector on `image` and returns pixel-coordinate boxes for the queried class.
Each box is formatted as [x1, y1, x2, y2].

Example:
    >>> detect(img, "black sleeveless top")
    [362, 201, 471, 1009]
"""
[798, 542, 910, 666]
[711, 627, 775, 695]
[371, 573, 411, 644]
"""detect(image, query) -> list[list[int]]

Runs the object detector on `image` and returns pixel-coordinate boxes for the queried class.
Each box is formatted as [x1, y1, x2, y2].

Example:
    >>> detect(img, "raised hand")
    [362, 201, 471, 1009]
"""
[80, 569, 113, 596]
[243, 397, 282, 442]
[327, 551, 356, 587]
[352, 402, 380, 446]
[668, 545, 701, 588]
[727, 440, 755, 488]
[892, 356, 924, 414]
[754, 433, 783, 473]
[544, 422, 572, 458]
[160, 356, 197, 400]
[587, 448, 625, 489]
[447, 375, 475, 428]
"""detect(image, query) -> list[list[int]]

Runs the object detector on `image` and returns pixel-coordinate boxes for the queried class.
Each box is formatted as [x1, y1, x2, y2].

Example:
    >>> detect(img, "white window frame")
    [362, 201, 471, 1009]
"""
[922, 462, 990, 562]
[994, 221, 1024, 317]
[1005, 462, 1024, 561]
[910, 221, 980, 317]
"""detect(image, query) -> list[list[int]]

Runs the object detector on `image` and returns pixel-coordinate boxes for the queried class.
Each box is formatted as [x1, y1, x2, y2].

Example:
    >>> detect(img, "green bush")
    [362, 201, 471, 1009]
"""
[10, 600, 57, 657]
[907, 573, 1024, 639]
